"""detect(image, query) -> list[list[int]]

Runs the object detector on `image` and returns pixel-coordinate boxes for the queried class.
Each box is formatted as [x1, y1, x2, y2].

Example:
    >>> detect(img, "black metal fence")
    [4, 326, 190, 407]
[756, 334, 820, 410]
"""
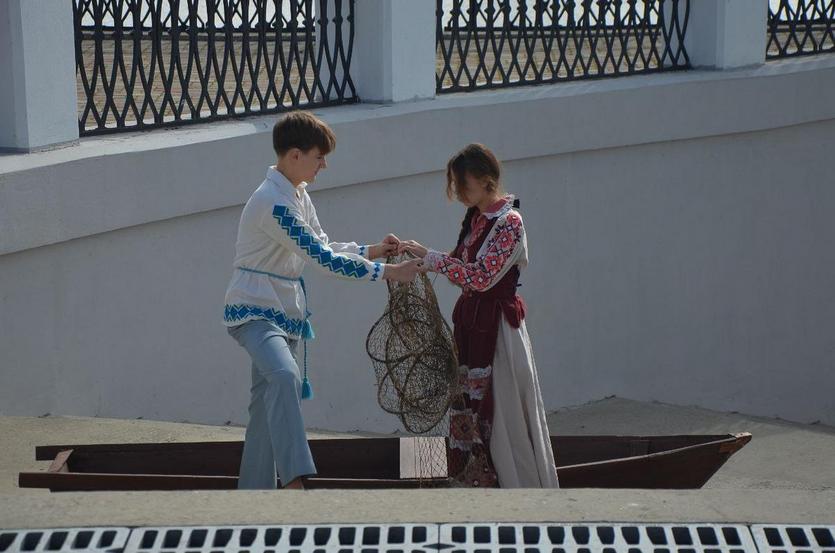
[74, 0, 356, 136]
[436, 0, 691, 93]
[767, 0, 835, 59]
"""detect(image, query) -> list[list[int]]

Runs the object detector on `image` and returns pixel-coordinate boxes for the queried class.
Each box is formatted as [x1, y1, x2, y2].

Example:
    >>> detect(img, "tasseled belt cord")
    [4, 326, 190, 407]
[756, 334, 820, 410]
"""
[236, 266, 315, 399]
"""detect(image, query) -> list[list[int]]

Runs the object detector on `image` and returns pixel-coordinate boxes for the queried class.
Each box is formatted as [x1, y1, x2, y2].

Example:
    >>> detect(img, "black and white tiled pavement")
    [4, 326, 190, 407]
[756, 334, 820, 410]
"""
[0, 523, 832, 553]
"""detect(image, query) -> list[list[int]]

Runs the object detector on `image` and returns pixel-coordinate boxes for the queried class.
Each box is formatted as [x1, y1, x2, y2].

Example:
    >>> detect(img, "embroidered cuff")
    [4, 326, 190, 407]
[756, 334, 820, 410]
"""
[370, 261, 384, 282]
[424, 249, 445, 272]
[358, 244, 368, 257]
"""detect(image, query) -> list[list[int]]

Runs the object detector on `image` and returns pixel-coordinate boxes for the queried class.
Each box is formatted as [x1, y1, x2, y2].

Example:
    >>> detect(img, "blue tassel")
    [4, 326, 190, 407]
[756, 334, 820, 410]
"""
[302, 319, 316, 340]
[301, 377, 314, 400]
[299, 276, 314, 401]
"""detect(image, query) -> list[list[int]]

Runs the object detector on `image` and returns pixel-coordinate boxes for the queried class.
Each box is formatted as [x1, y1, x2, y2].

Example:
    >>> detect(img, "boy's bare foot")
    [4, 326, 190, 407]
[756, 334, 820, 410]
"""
[283, 477, 305, 490]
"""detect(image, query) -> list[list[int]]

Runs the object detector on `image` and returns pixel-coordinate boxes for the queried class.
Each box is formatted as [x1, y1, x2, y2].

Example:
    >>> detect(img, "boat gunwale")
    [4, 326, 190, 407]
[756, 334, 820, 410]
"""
[556, 432, 751, 471]
[33, 433, 748, 462]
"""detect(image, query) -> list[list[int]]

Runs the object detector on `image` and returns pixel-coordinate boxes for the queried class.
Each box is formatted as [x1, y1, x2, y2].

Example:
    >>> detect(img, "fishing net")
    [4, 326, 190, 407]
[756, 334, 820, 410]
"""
[365, 253, 459, 482]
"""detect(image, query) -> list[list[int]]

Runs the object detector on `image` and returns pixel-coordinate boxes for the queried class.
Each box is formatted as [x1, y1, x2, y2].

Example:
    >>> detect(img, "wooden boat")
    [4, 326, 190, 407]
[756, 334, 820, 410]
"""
[18, 433, 750, 492]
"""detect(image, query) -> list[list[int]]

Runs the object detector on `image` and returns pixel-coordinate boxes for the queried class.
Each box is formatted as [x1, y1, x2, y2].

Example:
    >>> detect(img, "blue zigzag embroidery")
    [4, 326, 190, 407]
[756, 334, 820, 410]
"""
[371, 262, 381, 282]
[224, 304, 306, 336]
[273, 205, 370, 279]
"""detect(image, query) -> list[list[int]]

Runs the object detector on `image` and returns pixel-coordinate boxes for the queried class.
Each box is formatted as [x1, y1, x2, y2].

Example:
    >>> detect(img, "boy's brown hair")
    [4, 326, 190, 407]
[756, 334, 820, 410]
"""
[273, 111, 336, 157]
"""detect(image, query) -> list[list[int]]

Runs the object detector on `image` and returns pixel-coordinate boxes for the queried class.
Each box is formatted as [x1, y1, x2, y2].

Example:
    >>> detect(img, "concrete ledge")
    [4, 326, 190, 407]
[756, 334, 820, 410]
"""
[2, 489, 834, 528]
[1, 55, 834, 256]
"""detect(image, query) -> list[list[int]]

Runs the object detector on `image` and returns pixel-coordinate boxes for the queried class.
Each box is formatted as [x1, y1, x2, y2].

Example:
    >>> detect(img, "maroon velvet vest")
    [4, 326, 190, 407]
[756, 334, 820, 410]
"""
[451, 216, 527, 370]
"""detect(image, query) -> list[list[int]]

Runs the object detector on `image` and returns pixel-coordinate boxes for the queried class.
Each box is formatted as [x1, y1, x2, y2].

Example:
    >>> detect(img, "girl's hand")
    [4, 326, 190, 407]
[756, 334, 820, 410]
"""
[369, 234, 400, 259]
[398, 240, 428, 258]
[384, 258, 425, 282]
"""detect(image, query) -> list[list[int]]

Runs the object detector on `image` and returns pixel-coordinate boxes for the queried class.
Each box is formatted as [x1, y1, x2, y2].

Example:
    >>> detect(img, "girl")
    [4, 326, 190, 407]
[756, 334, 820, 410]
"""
[399, 143, 559, 488]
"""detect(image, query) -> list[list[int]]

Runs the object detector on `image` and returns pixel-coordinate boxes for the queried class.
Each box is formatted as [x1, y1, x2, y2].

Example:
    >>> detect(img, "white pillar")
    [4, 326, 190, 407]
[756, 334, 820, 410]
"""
[353, 0, 436, 103]
[0, 0, 79, 152]
[684, 0, 769, 69]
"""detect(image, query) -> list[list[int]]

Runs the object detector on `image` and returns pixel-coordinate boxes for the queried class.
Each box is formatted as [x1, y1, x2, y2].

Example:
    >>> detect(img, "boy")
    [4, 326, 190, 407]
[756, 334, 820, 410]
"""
[223, 111, 423, 489]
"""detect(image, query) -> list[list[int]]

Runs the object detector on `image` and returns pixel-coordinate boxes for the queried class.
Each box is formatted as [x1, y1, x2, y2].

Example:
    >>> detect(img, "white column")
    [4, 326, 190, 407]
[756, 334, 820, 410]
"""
[352, 0, 436, 103]
[684, 0, 769, 69]
[0, 0, 79, 152]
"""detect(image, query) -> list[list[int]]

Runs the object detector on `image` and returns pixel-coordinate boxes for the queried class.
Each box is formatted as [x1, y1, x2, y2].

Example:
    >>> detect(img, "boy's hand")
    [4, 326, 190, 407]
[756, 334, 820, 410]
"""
[398, 240, 428, 258]
[368, 234, 401, 259]
[384, 258, 425, 282]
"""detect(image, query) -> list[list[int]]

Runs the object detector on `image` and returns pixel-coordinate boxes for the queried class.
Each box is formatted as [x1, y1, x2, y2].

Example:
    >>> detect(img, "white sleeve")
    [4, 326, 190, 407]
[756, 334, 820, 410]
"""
[258, 203, 385, 283]
[306, 198, 369, 257]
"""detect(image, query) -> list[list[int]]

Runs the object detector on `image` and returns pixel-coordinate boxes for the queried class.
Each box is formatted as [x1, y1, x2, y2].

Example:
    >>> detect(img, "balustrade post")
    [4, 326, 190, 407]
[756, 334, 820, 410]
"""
[351, 0, 436, 103]
[684, 0, 768, 69]
[0, 0, 79, 151]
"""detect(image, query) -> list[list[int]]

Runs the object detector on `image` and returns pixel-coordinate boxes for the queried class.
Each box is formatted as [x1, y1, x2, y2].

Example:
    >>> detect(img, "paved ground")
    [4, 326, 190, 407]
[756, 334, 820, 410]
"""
[1, 397, 833, 528]
[546, 397, 835, 491]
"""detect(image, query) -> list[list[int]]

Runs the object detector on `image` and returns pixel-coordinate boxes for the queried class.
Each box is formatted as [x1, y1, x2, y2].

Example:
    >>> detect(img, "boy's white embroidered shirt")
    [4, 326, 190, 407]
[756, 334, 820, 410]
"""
[223, 167, 384, 337]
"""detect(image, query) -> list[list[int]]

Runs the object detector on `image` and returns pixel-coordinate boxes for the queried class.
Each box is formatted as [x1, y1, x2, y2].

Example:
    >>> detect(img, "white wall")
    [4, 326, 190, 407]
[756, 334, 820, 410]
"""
[1, 56, 834, 429]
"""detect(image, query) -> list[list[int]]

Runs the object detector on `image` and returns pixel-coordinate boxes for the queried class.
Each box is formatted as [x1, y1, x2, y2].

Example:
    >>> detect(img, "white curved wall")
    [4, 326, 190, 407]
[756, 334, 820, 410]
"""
[1, 56, 834, 429]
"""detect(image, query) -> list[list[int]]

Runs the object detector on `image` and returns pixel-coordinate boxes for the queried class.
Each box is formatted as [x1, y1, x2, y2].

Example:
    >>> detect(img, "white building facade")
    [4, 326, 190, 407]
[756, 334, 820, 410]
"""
[1, 0, 834, 430]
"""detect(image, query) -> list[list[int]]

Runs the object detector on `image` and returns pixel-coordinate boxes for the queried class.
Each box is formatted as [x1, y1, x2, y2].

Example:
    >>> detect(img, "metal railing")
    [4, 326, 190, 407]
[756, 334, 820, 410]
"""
[74, 0, 356, 136]
[767, 0, 835, 59]
[436, 0, 691, 93]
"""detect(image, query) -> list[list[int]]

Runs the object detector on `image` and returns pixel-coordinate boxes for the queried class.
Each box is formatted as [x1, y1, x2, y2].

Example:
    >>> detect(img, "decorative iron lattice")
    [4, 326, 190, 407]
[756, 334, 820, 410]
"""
[767, 0, 835, 59]
[436, 0, 691, 93]
[73, 0, 357, 136]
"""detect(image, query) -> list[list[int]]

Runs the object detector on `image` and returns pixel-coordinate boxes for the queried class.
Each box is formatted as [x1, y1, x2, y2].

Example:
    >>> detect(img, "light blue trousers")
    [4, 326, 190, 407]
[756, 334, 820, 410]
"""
[227, 320, 317, 489]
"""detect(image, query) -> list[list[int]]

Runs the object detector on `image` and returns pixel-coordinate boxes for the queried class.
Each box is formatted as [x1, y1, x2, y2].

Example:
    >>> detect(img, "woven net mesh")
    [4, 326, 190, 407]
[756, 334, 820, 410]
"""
[366, 253, 459, 483]
[366, 253, 459, 433]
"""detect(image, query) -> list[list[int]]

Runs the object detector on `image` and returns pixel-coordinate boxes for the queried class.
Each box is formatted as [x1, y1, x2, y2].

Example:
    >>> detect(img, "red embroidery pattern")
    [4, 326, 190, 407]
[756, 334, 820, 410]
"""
[431, 213, 523, 291]
[449, 408, 481, 449]
[448, 442, 498, 488]
[448, 365, 499, 488]
[465, 366, 492, 400]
